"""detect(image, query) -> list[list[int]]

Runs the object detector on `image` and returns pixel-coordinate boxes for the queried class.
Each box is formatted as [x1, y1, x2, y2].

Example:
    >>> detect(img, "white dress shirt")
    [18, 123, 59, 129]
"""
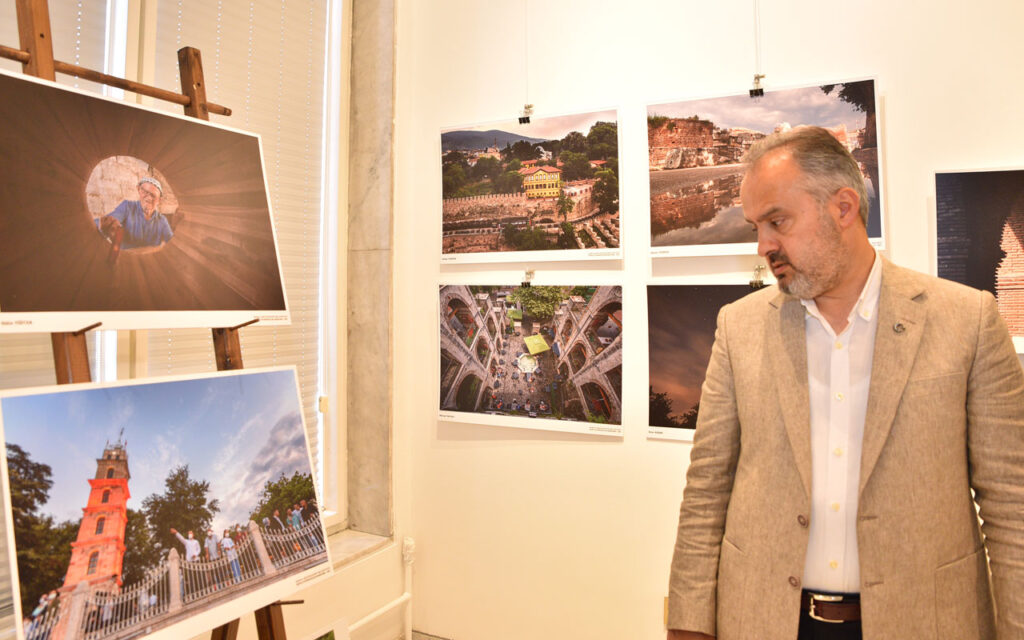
[800, 251, 882, 593]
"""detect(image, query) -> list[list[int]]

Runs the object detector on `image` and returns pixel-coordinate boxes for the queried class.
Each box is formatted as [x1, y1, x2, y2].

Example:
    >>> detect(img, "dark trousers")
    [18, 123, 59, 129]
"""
[797, 612, 862, 640]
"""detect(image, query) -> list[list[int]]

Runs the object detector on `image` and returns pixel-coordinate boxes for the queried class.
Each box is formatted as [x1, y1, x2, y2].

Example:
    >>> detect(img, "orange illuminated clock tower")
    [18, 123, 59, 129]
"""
[61, 437, 130, 592]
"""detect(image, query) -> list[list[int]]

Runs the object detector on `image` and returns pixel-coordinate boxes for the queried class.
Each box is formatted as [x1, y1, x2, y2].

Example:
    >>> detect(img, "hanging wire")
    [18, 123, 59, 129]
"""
[749, 0, 765, 97]
[519, 0, 533, 122]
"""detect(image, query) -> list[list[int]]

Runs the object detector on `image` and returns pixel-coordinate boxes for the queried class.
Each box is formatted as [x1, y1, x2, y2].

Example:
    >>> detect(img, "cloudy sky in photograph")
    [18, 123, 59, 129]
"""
[647, 285, 750, 421]
[648, 81, 872, 134]
[443, 108, 617, 141]
[0, 368, 311, 534]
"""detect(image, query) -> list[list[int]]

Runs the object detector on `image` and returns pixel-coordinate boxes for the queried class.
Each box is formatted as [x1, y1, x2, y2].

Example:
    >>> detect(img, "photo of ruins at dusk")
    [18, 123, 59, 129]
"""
[440, 111, 620, 259]
[936, 169, 1024, 344]
[648, 80, 882, 253]
[647, 284, 750, 438]
[439, 285, 622, 431]
[0, 368, 328, 640]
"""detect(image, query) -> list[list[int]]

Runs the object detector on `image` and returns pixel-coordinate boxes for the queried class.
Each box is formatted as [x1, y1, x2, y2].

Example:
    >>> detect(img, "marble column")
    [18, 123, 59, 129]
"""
[346, 0, 394, 537]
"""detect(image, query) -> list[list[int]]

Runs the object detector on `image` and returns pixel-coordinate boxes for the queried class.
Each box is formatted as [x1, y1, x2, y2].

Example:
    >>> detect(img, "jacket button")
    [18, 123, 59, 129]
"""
[797, 515, 808, 527]
[789, 576, 800, 588]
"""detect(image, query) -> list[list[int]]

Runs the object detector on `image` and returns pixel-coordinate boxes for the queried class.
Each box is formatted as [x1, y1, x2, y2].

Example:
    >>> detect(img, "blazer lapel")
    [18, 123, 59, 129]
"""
[768, 291, 812, 499]
[859, 261, 927, 494]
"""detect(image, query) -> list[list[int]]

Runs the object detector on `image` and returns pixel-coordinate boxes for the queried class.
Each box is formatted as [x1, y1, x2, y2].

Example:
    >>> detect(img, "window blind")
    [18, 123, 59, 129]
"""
[146, 0, 329, 479]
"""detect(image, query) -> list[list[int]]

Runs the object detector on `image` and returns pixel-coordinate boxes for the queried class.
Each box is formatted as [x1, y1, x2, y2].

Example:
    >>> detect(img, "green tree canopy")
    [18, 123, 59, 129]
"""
[509, 140, 541, 161]
[142, 465, 219, 556]
[586, 121, 618, 160]
[471, 156, 501, 181]
[560, 131, 587, 154]
[557, 192, 574, 220]
[559, 151, 592, 182]
[442, 163, 467, 198]
[501, 225, 552, 251]
[592, 168, 619, 215]
[121, 508, 160, 585]
[556, 222, 577, 249]
[492, 170, 523, 194]
[508, 286, 565, 320]
[249, 471, 316, 523]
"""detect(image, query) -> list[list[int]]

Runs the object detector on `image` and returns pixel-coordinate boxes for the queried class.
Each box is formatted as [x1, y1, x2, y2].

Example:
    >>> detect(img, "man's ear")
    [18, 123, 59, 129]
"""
[834, 187, 861, 229]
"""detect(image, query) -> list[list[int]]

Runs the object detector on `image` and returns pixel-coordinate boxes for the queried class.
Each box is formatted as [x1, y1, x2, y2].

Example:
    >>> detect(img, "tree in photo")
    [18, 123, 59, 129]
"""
[556, 222, 577, 249]
[249, 471, 316, 524]
[508, 286, 566, 320]
[6, 443, 80, 608]
[559, 151, 593, 182]
[492, 170, 524, 194]
[560, 131, 587, 154]
[592, 168, 619, 215]
[121, 509, 161, 585]
[556, 191, 575, 221]
[502, 224, 552, 251]
[649, 387, 678, 428]
[586, 121, 618, 160]
[142, 465, 220, 556]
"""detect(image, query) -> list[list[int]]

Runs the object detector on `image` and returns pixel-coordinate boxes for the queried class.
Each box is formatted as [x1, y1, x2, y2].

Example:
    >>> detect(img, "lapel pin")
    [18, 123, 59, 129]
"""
[893, 322, 906, 334]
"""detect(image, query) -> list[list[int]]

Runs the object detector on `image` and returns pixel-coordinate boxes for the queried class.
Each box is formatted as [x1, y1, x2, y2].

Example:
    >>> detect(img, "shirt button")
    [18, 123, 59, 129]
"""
[789, 576, 800, 588]
[835, 392, 844, 401]
[834, 447, 843, 457]
[831, 502, 840, 512]
[835, 340, 843, 349]
[797, 515, 808, 527]
[829, 560, 839, 570]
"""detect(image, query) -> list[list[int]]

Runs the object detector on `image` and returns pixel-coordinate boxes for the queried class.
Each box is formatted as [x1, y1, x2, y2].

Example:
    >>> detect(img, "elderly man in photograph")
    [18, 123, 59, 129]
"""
[667, 126, 1024, 640]
[97, 176, 174, 249]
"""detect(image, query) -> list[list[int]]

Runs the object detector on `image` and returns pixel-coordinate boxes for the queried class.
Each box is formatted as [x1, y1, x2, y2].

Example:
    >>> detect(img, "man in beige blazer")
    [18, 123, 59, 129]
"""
[667, 127, 1024, 640]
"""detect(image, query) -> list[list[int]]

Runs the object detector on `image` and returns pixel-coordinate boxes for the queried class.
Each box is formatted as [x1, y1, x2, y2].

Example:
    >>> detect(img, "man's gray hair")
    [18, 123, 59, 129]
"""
[138, 176, 163, 195]
[742, 126, 869, 226]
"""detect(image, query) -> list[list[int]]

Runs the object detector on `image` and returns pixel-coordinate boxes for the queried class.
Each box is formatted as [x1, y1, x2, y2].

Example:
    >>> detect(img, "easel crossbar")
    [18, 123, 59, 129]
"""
[0, 43, 231, 116]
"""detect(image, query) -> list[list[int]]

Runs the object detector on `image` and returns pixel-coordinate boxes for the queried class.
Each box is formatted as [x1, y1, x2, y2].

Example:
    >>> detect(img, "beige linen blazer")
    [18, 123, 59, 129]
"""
[667, 260, 1024, 640]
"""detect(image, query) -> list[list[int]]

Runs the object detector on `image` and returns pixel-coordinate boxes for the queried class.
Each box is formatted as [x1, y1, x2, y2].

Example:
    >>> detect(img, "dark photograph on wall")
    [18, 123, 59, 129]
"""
[439, 284, 623, 435]
[440, 110, 621, 264]
[0, 69, 289, 332]
[647, 284, 751, 440]
[0, 367, 330, 640]
[936, 169, 1024, 349]
[648, 79, 883, 257]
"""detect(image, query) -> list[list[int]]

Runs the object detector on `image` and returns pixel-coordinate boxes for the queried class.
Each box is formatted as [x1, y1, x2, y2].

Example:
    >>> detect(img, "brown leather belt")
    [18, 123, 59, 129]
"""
[800, 590, 861, 623]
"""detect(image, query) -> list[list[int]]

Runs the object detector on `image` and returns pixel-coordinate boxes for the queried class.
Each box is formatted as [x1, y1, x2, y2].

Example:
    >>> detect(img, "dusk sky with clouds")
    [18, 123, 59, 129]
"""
[648, 81, 872, 134]
[443, 109, 617, 141]
[0, 368, 313, 534]
[648, 285, 751, 421]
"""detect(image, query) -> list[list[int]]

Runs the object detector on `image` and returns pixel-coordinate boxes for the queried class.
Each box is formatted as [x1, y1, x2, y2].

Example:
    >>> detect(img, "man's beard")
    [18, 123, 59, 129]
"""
[768, 210, 846, 300]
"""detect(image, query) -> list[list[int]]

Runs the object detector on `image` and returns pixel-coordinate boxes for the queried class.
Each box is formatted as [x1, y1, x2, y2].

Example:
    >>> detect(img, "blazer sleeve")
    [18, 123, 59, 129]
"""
[666, 304, 742, 634]
[966, 291, 1024, 638]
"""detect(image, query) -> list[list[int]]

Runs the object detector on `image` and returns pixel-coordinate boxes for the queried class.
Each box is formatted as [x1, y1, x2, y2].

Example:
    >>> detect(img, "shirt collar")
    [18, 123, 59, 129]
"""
[800, 249, 882, 327]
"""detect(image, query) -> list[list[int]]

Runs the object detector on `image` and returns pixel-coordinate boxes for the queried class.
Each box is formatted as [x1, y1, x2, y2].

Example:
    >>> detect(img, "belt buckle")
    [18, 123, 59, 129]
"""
[808, 593, 844, 624]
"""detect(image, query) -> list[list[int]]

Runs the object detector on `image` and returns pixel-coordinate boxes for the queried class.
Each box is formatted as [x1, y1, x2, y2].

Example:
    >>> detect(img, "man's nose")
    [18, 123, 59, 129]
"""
[756, 231, 777, 258]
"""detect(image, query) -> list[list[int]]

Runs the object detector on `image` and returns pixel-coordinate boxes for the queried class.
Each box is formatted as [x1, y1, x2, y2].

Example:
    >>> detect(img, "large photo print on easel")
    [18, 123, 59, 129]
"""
[0, 368, 330, 640]
[0, 69, 289, 332]
[439, 285, 623, 436]
[648, 79, 884, 257]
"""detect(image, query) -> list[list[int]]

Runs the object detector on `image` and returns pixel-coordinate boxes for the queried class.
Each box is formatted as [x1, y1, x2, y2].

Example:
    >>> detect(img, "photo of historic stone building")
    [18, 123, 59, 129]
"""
[439, 285, 622, 427]
[647, 80, 882, 251]
[440, 111, 620, 258]
[936, 169, 1024, 341]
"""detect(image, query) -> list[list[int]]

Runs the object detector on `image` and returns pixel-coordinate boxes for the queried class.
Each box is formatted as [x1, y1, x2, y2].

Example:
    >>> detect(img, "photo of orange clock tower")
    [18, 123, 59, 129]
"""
[61, 436, 130, 592]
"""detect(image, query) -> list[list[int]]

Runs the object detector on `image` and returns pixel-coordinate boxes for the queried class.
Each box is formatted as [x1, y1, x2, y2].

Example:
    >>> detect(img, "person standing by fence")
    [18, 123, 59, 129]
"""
[220, 530, 242, 583]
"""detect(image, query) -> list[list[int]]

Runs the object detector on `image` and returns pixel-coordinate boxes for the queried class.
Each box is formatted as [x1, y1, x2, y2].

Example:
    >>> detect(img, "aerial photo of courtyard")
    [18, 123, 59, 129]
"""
[441, 111, 620, 256]
[439, 285, 622, 427]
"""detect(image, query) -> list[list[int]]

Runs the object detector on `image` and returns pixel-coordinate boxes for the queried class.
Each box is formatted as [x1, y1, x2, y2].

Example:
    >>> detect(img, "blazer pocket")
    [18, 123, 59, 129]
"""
[935, 547, 996, 639]
[903, 371, 965, 399]
[717, 538, 748, 639]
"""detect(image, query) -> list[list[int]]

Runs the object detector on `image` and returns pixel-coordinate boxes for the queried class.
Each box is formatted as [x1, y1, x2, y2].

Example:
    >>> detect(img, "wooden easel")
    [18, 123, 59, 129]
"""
[3, 0, 298, 636]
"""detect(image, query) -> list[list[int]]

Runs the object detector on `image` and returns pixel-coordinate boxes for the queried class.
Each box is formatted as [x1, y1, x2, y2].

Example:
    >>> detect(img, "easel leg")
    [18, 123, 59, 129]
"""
[210, 618, 239, 640]
[254, 603, 287, 640]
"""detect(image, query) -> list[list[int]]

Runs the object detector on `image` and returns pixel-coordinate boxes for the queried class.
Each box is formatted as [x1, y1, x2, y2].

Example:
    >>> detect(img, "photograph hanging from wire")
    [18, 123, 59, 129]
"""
[440, 110, 621, 264]
[647, 78, 884, 257]
[439, 284, 623, 435]
[0, 68, 289, 333]
[935, 168, 1024, 352]
[648, 284, 752, 441]
[0, 367, 330, 640]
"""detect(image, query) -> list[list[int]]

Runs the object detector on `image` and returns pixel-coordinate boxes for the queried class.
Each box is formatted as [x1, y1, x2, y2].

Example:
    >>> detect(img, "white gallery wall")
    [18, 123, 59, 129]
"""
[393, 1, 1024, 639]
